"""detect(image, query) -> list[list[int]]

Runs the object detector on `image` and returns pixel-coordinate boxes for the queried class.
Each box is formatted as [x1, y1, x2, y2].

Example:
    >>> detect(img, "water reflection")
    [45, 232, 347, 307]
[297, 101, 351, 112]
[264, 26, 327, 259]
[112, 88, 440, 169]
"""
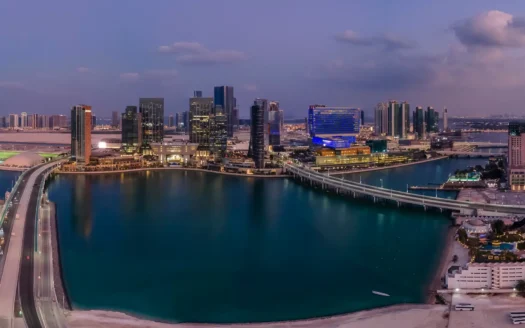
[71, 175, 92, 239]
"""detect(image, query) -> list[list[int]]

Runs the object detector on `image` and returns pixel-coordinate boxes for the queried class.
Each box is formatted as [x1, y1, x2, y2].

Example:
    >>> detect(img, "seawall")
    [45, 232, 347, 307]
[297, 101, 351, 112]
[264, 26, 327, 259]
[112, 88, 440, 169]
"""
[329, 156, 448, 175]
[49, 201, 72, 310]
[56, 167, 287, 178]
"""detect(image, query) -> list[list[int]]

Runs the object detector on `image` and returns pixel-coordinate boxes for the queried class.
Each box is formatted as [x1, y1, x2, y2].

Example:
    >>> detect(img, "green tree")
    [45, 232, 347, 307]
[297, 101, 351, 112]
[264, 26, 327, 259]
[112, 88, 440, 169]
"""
[457, 229, 468, 244]
[492, 220, 505, 236]
[519, 242, 525, 251]
[516, 280, 525, 296]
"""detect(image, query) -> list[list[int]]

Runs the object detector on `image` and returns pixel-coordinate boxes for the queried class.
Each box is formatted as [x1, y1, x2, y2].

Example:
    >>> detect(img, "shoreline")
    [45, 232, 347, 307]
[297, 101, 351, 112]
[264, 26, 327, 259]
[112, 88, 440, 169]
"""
[329, 156, 448, 175]
[427, 224, 457, 303]
[66, 303, 447, 328]
[49, 201, 72, 310]
[55, 167, 287, 178]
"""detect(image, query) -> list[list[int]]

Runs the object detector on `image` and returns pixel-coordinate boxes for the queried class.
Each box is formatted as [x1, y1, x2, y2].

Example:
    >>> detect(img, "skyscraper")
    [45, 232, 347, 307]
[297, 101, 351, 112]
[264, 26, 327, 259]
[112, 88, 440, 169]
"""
[194, 90, 202, 98]
[71, 105, 92, 163]
[268, 101, 282, 146]
[443, 108, 448, 131]
[413, 106, 425, 139]
[111, 111, 119, 128]
[232, 108, 239, 132]
[214, 86, 234, 137]
[168, 115, 174, 127]
[92, 115, 97, 129]
[308, 105, 360, 137]
[400, 101, 410, 138]
[255, 98, 269, 144]
[121, 106, 141, 153]
[139, 98, 164, 144]
[387, 100, 400, 137]
[248, 101, 265, 169]
[189, 96, 213, 148]
[209, 105, 228, 158]
[360, 110, 365, 126]
[425, 107, 438, 133]
[9, 114, 18, 129]
[374, 102, 388, 135]
[21, 112, 27, 128]
[182, 111, 189, 133]
[508, 122, 525, 191]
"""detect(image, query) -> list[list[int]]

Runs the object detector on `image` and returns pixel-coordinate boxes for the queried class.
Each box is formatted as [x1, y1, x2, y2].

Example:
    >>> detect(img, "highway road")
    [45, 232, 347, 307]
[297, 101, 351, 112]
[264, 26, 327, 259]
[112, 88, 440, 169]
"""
[0, 161, 62, 328]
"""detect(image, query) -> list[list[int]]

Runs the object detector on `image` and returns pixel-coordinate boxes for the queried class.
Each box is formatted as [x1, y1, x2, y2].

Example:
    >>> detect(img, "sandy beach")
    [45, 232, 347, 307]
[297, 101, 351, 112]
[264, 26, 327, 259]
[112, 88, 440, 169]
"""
[67, 304, 448, 328]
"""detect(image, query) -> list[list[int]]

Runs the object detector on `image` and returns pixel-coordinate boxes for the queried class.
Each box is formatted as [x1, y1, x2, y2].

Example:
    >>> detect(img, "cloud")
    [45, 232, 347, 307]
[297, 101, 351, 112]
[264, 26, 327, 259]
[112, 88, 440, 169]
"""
[158, 42, 206, 54]
[144, 69, 178, 79]
[336, 30, 414, 50]
[243, 84, 257, 91]
[119, 72, 140, 82]
[76, 67, 90, 73]
[453, 10, 525, 48]
[158, 41, 247, 65]
[0, 81, 24, 88]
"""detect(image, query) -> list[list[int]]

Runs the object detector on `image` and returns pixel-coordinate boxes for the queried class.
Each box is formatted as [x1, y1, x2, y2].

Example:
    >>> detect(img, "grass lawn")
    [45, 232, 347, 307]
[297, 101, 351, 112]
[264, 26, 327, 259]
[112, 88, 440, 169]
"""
[0, 151, 20, 161]
[37, 153, 59, 158]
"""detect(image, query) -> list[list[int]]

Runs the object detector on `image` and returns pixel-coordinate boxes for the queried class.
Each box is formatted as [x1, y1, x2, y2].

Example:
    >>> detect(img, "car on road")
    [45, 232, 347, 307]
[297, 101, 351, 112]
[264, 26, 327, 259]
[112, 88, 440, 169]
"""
[455, 303, 475, 311]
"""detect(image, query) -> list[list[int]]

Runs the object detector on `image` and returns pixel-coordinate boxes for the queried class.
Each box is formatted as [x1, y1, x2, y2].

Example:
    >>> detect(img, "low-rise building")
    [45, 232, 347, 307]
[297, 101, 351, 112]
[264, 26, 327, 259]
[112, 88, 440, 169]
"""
[462, 219, 492, 237]
[509, 168, 525, 191]
[447, 262, 525, 289]
[315, 152, 410, 168]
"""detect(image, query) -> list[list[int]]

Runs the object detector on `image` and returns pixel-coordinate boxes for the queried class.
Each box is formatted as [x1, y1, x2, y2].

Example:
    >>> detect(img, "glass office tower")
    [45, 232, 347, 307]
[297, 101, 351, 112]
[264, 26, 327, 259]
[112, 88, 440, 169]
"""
[249, 101, 265, 168]
[189, 97, 214, 148]
[308, 105, 360, 137]
[139, 98, 164, 144]
[71, 104, 92, 163]
[214, 86, 234, 137]
[121, 106, 141, 153]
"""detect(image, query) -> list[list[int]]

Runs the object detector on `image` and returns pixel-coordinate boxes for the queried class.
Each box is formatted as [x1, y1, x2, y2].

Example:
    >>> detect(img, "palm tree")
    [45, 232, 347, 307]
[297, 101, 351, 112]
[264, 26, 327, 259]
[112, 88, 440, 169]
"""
[516, 280, 525, 296]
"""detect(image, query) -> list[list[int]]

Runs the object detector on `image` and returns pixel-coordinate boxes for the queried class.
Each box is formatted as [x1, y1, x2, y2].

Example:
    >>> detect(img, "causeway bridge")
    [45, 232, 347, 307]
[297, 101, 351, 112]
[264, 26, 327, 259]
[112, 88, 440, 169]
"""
[284, 163, 525, 215]
[437, 151, 505, 157]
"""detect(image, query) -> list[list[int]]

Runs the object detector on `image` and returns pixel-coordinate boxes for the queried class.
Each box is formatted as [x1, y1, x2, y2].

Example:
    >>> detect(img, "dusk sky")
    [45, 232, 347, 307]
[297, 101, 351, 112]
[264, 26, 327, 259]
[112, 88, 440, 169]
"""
[1, 0, 525, 118]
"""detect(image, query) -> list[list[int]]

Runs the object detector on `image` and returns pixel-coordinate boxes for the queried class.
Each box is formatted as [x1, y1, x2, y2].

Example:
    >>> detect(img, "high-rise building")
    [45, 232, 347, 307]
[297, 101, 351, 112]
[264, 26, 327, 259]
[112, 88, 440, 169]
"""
[268, 101, 282, 146]
[9, 114, 18, 129]
[168, 115, 174, 127]
[255, 98, 269, 144]
[194, 90, 202, 98]
[443, 108, 448, 131]
[139, 98, 164, 144]
[92, 115, 97, 129]
[248, 101, 265, 168]
[387, 100, 399, 137]
[182, 111, 189, 133]
[20, 112, 27, 128]
[304, 117, 308, 134]
[0, 116, 6, 128]
[111, 111, 119, 128]
[189, 96, 213, 148]
[209, 105, 228, 158]
[401, 101, 410, 137]
[40, 115, 49, 129]
[71, 105, 92, 163]
[508, 122, 525, 191]
[121, 106, 141, 153]
[308, 105, 360, 137]
[360, 110, 365, 126]
[413, 106, 425, 139]
[374, 102, 388, 135]
[425, 107, 439, 133]
[214, 86, 234, 137]
[232, 108, 239, 132]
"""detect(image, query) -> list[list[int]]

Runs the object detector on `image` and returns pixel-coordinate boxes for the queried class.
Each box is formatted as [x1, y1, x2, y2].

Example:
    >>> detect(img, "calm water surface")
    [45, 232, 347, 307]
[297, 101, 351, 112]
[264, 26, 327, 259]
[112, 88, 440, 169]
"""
[46, 159, 484, 323]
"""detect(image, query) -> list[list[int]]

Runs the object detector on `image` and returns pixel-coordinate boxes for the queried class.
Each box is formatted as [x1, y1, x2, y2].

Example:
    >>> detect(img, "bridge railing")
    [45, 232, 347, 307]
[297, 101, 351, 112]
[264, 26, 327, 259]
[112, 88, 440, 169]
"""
[285, 163, 525, 214]
[0, 170, 29, 228]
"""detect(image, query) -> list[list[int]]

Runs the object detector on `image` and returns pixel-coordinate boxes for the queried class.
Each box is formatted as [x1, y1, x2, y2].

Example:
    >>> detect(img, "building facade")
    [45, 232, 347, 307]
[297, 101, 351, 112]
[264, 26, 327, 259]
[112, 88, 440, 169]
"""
[139, 98, 164, 144]
[508, 122, 525, 191]
[71, 105, 92, 163]
[413, 106, 425, 139]
[209, 106, 228, 158]
[308, 105, 360, 137]
[214, 86, 234, 137]
[189, 97, 213, 148]
[374, 102, 388, 135]
[111, 111, 119, 128]
[249, 101, 265, 169]
[9, 114, 18, 129]
[168, 115, 174, 127]
[425, 107, 439, 133]
[447, 262, 525, 289]
[121, 106, 141, 153]
[268, 101, 281, 146]
[443, 108, 448, 131]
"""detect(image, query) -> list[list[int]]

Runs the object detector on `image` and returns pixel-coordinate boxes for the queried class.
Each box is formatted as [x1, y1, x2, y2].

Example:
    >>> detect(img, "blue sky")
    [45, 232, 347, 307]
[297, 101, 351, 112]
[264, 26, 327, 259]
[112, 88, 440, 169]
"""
[1, 0, 525, 118]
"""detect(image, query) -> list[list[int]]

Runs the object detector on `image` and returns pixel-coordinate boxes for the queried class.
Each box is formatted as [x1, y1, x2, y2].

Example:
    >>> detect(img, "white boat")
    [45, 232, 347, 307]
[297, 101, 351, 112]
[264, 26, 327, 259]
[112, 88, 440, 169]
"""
[372, 290, 390, 297]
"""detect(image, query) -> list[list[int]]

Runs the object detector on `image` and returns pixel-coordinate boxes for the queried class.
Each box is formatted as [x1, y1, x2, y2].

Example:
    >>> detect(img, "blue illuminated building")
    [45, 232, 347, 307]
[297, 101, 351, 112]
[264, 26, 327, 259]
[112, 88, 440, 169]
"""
[308, 105, 361, 137]
[312, 136, 356, 149]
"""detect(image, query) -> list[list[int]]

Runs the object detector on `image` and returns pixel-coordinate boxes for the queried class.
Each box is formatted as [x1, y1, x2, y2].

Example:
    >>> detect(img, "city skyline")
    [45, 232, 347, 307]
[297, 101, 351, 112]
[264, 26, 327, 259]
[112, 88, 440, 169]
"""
[1, 2, 525, 117]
